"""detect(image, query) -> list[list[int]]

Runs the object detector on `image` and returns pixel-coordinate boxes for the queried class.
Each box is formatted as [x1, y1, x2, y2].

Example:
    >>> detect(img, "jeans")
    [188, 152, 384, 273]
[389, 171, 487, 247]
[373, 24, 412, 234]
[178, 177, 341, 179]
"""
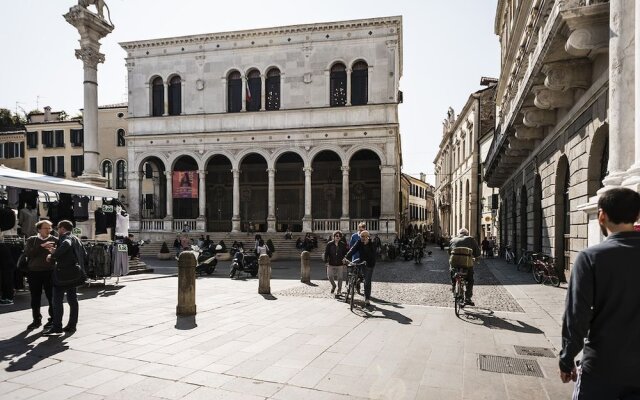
[27, 271, 53, 321]
[52, 286, 78, 330]
[450, 267, 474, 299]
[364, 266, 374, 301]
[326, 265, 344, 292]
[573, 368, 640, 400]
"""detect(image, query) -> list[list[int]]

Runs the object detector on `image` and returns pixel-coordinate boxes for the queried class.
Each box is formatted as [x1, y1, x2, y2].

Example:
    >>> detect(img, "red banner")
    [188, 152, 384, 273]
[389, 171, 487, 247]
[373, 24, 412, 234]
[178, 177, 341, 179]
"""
[172, 171, 198, 198]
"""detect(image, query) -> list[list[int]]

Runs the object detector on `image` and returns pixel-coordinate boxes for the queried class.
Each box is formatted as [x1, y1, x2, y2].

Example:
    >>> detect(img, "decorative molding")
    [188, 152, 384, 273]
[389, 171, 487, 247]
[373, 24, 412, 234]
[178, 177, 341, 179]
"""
[75, 46, 105, 68]
[542, 60, 592, 91]
[533, 86, 574, 109]
[522, 107, 556, 127]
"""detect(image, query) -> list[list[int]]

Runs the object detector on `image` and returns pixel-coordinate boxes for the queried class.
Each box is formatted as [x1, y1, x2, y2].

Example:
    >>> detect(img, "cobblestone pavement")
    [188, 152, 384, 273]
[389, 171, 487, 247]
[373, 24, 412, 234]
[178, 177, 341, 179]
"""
[275, 247, 524, 312]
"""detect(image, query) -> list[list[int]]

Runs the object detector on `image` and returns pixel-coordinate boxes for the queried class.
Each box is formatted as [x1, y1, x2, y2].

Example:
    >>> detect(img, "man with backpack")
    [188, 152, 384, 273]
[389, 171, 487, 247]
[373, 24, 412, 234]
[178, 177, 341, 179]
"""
[43, 220, 86, 335]
[449, 228, 480, 306]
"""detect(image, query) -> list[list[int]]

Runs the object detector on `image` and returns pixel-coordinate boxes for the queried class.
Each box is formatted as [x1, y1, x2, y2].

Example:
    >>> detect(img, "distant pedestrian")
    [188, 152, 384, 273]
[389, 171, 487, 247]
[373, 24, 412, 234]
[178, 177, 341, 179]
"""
[559, 188, 640, 399]
[324, 231, 348, 298]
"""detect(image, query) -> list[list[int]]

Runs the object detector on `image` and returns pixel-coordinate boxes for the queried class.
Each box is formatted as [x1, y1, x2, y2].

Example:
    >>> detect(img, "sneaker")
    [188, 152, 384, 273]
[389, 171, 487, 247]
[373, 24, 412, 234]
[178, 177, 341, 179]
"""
[0, 299, 14, 306]
[63, 326, 77, 333]
[364, 299, 371, 307]
[27, 320, 42, 330]
[42, 327, 63, 335]
[334, 294, 340, 299]
[464, 299, 475, 307]
[43, 319, 53, 329]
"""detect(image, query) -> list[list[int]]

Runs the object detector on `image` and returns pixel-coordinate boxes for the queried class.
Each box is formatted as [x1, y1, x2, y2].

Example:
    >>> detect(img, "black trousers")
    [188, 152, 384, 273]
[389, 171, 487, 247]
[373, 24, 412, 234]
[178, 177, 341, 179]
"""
[27, 271, 53, 321]
[0, 265, 14, 300]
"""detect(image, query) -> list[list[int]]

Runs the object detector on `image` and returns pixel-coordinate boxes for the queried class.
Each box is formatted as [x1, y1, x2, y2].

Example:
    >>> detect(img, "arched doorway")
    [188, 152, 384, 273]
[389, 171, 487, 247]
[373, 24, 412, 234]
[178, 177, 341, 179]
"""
[239, 154, 268, 232]
[311, 151, 342, 222]
[173, 156, 198, 220]
[139, 157, 167, 219]
[555, 155, 570, 276]
[587, 124, 609, 197]
[349, 149, 381, 220]
[520, 185, 528, 254]
[533, 174, 543, 253]
[206, 155, 232, 232]
[275, 152, 304, 232]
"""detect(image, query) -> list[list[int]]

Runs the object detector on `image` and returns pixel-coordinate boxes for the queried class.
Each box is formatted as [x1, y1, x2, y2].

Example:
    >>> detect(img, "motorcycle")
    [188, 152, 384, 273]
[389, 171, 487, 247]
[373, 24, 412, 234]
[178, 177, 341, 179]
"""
[191, 245, 218, 275]
[229, 248, 259, 278]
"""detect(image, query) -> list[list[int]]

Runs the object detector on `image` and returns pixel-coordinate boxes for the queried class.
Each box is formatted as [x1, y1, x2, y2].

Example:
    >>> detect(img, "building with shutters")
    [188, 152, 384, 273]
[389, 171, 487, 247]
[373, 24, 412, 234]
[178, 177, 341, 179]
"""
[97, 103, 128, 203]
[120, 16, 404, 236]
[0, 128, 26, 171]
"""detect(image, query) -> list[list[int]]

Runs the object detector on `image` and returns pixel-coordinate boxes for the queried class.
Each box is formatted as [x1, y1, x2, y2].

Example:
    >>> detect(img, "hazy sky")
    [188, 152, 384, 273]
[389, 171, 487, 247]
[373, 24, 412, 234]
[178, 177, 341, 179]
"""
[0, 0, 499, 184]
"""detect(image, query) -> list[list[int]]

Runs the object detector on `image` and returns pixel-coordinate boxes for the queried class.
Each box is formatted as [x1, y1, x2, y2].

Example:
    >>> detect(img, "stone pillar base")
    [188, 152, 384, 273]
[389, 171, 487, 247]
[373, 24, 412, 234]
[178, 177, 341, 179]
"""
[77, 173, 109, 189]
[302, 217, 312, 233]
[231, 217, 241, 233]
[267, 217, 276, 232]
[163, 218, 173, 232]
[340, 217, 350, 233]
[196, 217, 206, 232]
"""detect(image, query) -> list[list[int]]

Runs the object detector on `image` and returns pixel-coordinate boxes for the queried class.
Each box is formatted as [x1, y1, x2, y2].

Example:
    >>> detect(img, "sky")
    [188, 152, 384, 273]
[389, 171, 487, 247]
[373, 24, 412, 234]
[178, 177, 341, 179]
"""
[0, 0, 500, 185]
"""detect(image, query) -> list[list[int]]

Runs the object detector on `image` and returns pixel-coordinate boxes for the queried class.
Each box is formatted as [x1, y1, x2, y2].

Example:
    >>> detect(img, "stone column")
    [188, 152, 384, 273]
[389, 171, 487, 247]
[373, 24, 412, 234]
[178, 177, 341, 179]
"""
[340, 165, 350, 232]
[127, 170, 141, 231]
[197, 170, 206, 231]
[231, 168, 241, 232]
[346, 68, 352, 106]
[241, 77, 247, 112]
[379, 165, 396, 233]
[260, 74, 266, 111]
[604, 0, 636, 188]
[623, 1, 640, 188]
[303, 167, 313, 232]
[267, 168, 276, 232]
[64, 5, 113, 186]
[163, 81, 169, 116]
[164, 170, 173, 231]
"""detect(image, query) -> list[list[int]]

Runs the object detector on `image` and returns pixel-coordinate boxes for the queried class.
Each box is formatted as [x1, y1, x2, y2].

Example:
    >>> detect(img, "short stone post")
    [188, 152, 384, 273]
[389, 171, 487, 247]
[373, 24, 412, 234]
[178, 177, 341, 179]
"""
[301, 251, 311, 283]
[177, 251, 197, 316]
[258, 254, 271, 294]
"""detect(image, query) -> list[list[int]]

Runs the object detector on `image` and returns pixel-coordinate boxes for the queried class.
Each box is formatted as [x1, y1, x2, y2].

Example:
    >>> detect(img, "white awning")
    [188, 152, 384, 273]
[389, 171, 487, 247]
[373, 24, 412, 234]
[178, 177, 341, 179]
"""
[0, 165, 119, 198]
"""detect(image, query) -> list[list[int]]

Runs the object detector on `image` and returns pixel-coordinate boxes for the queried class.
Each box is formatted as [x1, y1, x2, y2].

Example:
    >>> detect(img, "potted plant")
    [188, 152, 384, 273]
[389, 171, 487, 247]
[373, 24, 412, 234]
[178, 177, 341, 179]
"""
[157, 241, 173, 260]
[266, 238, 276, 260]
[215, 240, 231, 261]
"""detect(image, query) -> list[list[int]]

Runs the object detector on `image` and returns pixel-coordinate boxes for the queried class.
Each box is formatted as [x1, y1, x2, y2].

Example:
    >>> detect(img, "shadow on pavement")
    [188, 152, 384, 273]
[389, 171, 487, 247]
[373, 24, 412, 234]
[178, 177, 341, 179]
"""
[461, 308, 543, 334]
[175, 315, 197, 330]
[360, 305, 413, 325]
[260, 294, 277, 300]
[1, 331, 69, 372]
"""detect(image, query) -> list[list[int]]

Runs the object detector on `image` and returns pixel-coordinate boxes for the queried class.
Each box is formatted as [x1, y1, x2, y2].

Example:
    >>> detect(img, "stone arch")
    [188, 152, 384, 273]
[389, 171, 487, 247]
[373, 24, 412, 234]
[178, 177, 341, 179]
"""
[238, 153, 269, 232]
[349, 58, 370, 69]
[135, 151, 168, 172]
[272, 147, 307, 166]
[169, 151, 203, 171]
[202, 150, 236, 169]
[138, 155, 168, 219]
[274, 151, 305, 231]
[222, 67, 243, 79]
[166, 72, 183, 83]
[349, 149, 382, 220]
[234, 148, 273, 170]
[308, 145, 346, 167]
[345, 144, 386, 165]
[326, 59, 348, 70]
[245, 67, 261, 76]
[587, 123, 609, 197]
[206, 154, 234, 232]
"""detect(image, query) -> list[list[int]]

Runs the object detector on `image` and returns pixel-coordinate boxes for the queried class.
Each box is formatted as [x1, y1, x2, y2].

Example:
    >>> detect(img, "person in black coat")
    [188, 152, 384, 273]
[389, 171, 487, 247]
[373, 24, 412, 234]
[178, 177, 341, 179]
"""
[343, 230, 377, 306]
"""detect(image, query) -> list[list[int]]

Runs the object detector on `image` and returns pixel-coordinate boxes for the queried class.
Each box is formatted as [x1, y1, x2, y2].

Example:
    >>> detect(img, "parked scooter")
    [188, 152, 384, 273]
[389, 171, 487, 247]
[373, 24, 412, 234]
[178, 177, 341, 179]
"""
[229, 248, 259, 278]
[191, 244, 218, 275]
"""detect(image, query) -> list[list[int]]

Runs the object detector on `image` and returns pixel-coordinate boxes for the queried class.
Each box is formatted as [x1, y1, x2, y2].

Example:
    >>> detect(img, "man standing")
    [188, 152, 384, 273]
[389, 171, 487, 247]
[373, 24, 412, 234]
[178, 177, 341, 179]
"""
[43, 220, 85, 335]
[324, 231, 348, 298]
[24, 220, 57, 330]
[349, 222, 366, 261]
[559, 188, 640, 398]
[448, 228, 480, 306]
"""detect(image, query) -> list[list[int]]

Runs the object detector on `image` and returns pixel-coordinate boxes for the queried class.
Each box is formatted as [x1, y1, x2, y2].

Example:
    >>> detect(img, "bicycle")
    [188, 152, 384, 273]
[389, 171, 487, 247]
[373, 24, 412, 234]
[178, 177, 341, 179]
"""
[516, 251, 536, 272]
[452, 266, 470, 317]
[344, 260, 366, 311]
[531, 254, 560, 287]
[504, 246, 515, 263]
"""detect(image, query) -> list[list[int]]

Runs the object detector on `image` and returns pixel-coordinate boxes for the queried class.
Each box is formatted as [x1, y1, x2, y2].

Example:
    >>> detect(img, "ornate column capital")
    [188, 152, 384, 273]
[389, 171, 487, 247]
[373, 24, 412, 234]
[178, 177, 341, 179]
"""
[266, 168, 276, 175]
[522, 107, 556, 128]
[164, 170, 173, 178]
[514, 125, 545, 141]
[197, 170, 207, 176]
[75, 46, 105, 69]
[533, 86, 574, 110]
[303, 167, 313, 175]
[341, 165, 350, 174]
[562, 3, 610, 57]
[231, 168, 240, 177]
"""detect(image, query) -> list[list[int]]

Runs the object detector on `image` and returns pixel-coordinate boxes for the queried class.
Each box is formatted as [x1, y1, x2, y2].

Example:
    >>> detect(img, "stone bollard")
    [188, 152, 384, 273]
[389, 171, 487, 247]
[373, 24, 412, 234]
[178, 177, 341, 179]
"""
[258, 254, 271, 294]
[177, 251, 197, 316]
[300, 251, 311, 283]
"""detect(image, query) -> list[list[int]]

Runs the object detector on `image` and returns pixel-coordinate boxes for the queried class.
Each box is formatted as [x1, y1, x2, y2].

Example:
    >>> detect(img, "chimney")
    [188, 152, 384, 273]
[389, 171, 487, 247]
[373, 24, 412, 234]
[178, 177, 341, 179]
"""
[44, 106, 52, 122]
[420, 173, 426, 182]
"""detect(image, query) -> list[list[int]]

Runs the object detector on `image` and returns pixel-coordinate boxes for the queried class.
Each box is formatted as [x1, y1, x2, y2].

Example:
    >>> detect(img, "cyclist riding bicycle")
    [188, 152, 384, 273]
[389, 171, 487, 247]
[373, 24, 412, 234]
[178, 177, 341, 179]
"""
[449, 228, 481, 306]
[412, 233, 424, 259]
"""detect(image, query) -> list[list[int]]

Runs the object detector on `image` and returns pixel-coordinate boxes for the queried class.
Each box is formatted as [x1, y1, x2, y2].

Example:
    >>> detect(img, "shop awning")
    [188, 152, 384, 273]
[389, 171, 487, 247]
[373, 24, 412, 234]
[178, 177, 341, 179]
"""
[0, 165, 118, 198]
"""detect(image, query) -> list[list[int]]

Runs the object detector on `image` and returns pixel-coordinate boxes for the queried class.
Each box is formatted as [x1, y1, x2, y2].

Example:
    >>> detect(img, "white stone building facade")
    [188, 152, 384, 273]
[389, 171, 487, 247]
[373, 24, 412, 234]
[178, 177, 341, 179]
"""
[120, 17, 403, 235]
[483, 0, 638, 279]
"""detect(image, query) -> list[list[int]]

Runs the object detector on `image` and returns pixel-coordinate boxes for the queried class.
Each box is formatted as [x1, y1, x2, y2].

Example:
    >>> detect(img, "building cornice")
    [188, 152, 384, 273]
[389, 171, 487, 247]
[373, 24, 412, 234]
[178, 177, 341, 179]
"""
[120, 16, 402, 50]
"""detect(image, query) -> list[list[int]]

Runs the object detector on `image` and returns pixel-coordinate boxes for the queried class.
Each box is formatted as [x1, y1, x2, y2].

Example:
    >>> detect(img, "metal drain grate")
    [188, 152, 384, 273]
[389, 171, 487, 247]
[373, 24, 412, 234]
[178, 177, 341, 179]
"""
[478, 354, 544, 377]
[514, 345, 556, 358]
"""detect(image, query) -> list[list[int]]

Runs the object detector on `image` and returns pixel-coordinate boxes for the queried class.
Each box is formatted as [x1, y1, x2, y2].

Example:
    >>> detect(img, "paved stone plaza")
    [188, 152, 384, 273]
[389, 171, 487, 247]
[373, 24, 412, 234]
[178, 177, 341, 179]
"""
[1, 248, 572, 399]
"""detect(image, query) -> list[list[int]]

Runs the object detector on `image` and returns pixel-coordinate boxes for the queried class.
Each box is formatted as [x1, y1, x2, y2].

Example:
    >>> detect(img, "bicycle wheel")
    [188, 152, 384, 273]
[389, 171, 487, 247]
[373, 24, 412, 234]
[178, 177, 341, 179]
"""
[545, 268, 561, 287]
[532, 262, 543, 284]
[454, 280, 464, 317]
[516, 257, 525, 271]
[344, 276, 353, 303]
[349, 279, 356, 311]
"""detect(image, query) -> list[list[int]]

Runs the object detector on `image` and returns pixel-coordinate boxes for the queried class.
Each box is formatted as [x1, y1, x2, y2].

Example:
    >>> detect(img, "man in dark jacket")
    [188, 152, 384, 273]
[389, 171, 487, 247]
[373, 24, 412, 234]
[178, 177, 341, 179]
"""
[24, 220, 57, 330]
[449, 228, 481, 306]
[324, 230, 348, 298]
[559, 188, 640, 399]
[344, 230, 377, 307]
[43, 220, 85, 335]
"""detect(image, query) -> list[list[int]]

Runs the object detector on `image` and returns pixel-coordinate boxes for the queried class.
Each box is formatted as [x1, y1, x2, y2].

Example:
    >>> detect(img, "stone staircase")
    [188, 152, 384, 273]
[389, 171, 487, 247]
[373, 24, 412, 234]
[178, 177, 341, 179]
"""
[138, 232, 328, 260]
[128, 257, 154, 275]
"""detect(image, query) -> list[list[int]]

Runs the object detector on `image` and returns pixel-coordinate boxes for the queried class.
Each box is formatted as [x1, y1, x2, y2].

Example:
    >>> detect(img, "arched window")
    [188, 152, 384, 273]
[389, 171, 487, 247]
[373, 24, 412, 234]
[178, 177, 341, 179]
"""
[116, 160, 127, 189]
[351, 61, 368, 105]
[168, 75, 182, 115]
[330, 63, 347, 107]
[266, 68, 281, 110]
[151, 77, 164, 116]
[116, 129, 125, 147]
[246, 69, 261, 112]
[227, 71, 242, 113]
[101, 160, 113, 189]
